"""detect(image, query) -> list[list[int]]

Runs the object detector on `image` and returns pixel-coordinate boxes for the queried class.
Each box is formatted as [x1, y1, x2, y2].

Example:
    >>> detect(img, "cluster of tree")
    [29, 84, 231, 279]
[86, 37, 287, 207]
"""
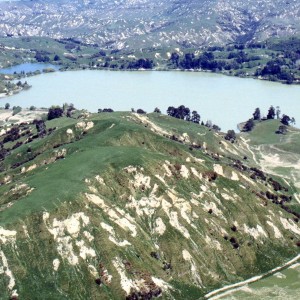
[2, 127, 20, 143]
[275, 114, 296, 134]
[243, 106, 295, 133]
[98, 108, 114, 113]
[255, 59, 295, 84]
[62, 103, 75, 117]
[0, 80, 30, 95]
[268, 37, 300, 53]
[227, 51, 260, 63]
[35, 51, 51, 63]
[204, 120, 221, 131]
[170, 51, 261, 72]
[3, 103, 22, 115]
[263, 106, 295, 125]
[16, 80, 30, 89]
[47, 106, 64, 120]
[131, 108, 147, 114]
[281, 114, 295, 126]
[90, 50, 106, 59]
[166, 105, 221, 130]
[167, 105, 200, 123]
[175, 52, 222, 70]
[127, 58, 153, 69]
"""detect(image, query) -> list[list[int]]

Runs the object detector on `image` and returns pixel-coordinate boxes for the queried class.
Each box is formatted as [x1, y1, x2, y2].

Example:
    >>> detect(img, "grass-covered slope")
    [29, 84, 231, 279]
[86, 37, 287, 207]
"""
[243, 120, 300, 199]
[0, 112, 300, 300]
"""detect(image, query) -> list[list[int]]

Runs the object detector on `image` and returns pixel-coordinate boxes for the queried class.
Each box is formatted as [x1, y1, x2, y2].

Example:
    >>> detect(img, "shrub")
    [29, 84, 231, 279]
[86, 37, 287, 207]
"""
[225, 130, 236, 141]
[47, 106, 63, 120]
[276, 125, 288, 135]
[242, 118, 255, 132]
[137, 109, 146, 114]
[12, 106, 22, 116]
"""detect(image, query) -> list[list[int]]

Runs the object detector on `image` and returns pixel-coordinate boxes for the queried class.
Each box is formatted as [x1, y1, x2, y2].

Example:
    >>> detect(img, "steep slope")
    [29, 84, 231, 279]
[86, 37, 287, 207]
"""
[0, 112, 299, 299]
[0, 0, 299, 48]
[240, 119, 300, 214]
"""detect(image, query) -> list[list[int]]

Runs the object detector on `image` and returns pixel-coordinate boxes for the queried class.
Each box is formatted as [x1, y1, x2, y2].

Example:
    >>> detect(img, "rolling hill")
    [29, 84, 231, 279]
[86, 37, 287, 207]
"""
[0, 110, 299, 299]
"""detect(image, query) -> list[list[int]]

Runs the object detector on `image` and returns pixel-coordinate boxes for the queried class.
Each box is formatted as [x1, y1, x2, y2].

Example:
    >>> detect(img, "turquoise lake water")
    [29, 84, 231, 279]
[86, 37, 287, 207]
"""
[1, 70, 300, 131]
[0, 63, 59, 74]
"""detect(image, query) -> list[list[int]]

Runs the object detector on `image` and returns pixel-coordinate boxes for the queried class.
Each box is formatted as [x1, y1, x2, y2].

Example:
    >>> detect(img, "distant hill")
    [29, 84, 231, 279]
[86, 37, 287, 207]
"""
[0, 0, 299, 49]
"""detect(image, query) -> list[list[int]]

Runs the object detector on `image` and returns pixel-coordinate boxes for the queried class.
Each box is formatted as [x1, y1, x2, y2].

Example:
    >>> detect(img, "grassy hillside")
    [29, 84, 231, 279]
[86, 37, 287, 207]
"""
[0, 111, 299, 299]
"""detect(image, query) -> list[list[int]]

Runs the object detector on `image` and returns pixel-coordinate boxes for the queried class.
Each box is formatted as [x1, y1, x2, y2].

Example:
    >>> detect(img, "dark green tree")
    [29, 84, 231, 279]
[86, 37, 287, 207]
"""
[34, 119, 46, 137]
[191, 110, 200, 124]
[212, 124, 221, 131]
[47, 106, 63, 120]
[267, 106, 276, 119]
[252, 108, 261, 120]
[137, 109, 146, 114]
[243, 118, 255, 132]
[54, 54, 60, 61]
[102, 108, 114, 112]
[225, 130, 236, 141]
[170, 52, 180, 66]
[176, 105, 190, 120]
[281, 114, 291, 126]
[167, 106, 175, 116]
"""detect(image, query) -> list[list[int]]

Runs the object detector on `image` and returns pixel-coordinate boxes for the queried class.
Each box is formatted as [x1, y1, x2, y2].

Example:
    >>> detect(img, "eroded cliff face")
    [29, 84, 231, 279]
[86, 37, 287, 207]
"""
[0, 112, 299, 299]
[0, 0, 299, 48]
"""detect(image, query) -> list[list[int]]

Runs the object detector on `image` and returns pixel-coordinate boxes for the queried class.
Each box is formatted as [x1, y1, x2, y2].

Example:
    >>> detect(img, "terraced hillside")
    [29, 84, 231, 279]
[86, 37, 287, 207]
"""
[0, 111, 300, 299]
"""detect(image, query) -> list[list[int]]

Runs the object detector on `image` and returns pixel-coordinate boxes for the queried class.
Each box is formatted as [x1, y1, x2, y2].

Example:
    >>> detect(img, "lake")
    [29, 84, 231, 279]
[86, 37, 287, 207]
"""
[1, 70, 300, 131]
[0, 63, 59, 74]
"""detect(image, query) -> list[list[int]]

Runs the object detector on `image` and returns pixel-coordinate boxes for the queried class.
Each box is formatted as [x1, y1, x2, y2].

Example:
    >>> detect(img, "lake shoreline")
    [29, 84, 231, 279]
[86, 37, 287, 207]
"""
[56, 66, 300, 86]
[1, 69, 300, 132]
[1, 63, 299, 91]
[0, 66, 297, 101]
